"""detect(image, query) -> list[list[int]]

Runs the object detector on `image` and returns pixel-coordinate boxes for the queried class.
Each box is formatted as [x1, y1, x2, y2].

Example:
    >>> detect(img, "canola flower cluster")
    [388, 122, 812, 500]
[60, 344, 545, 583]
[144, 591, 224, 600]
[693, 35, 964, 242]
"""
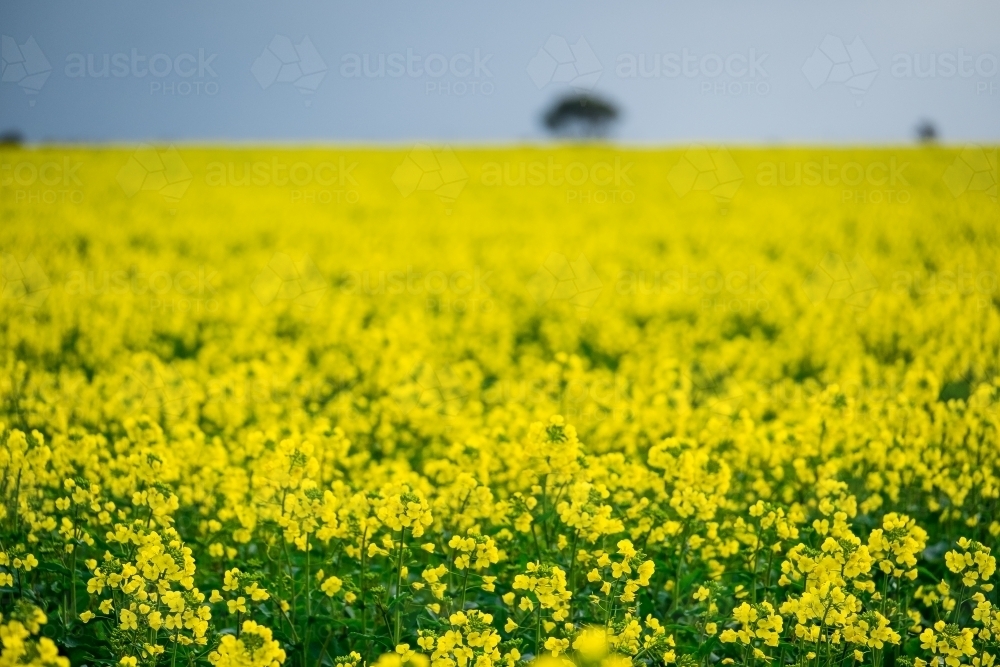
[1, 147, 999, 667]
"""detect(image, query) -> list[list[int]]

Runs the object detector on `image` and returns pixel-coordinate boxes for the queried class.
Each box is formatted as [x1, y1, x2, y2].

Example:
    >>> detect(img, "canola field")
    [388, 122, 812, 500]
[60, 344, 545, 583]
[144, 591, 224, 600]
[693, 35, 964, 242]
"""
[1, 145, 999, 667]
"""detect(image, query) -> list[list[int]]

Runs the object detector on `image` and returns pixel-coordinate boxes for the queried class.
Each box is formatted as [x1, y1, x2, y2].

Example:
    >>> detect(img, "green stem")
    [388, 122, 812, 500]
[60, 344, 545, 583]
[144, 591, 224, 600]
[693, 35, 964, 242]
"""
[535, 602, 543, 656]
[567, 530, 580, 622]
[762, 548, 775, 600]
[316, 627, 334, 667]
[459, 566, 470, 612]
[394, 528, 406, 645]
[306, 540, 312, 618]
[360, 528, 369, 662]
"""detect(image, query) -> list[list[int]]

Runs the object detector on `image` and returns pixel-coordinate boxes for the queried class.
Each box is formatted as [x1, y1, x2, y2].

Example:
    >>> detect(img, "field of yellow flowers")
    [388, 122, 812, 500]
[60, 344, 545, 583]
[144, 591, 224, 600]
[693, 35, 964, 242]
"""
[1, 145, 999, 667]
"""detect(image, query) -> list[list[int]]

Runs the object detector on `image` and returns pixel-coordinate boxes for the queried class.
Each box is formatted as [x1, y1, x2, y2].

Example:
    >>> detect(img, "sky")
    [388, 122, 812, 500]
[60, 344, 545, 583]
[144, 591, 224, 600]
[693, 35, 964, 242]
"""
[1, 0, 999, 144]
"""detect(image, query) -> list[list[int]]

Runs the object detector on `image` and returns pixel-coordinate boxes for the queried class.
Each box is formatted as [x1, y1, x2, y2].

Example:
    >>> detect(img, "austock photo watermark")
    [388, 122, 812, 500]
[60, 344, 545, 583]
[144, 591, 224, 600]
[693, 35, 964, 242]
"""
[251, 253, 327, 310]
[392, 146, 468, 212]
[668, 146, 744, 206]
[891, 49, 1000, 96]
[252, 35, 326, 102]
[528, 253, 604, 321]
[528, 35, 603, 91]
[3, 256, 221, 314]
[340, 47, 495, 97]
[250, 253, 495, 314]
[802, 35, 998, 102]
[756, 156, 912, 204]
[616, 267, 771, 314]
[803, 253, 879, 311]
[65, 48, 219, 97]
[204, 157, 361, 204]
[479, 157, 636, 204]
[0, 253, 51, 309]
[673, 371, 1000, 423]
[114, 148, 362, 205]
[397, 360, 633, 424]
[339, 266, 495, 314]
[118, 360, 328, 416]
[1, 35, 51, 105]
[890, 267, 1000, 310]
[527, 255, 771, 319]
[802, 35, 878, 105]
[943, 146, 998, 202]
[205, 375, 307, 408]
[804, 253, 999, 312]
[526, 35, 770, 98]
[1, 156, 85, 204]
[64, 266, 221, 313]
[615, 48, 770, 97]
[117, 145, 192, 203]
[255, 38, 496, 100]
[484, 372, 633, 425]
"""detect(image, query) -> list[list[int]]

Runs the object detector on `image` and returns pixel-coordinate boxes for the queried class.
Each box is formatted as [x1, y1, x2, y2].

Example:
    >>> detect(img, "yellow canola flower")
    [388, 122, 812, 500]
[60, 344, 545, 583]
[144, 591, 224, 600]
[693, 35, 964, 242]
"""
[208, 621, 286, 667]
[0, 146, 998, 667]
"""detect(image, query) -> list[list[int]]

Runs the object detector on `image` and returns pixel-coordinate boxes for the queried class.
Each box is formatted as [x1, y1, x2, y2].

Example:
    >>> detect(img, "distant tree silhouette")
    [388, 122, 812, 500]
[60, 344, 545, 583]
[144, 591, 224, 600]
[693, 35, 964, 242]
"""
[916, 120, 938, 143]
[0, 130, 24, 147]
[543, 94, 619, 138]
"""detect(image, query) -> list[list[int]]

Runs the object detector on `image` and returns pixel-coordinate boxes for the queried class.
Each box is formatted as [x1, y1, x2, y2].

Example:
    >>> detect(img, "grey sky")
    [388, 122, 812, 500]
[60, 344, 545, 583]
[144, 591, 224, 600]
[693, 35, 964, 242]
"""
[2, 0, 998, 143]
